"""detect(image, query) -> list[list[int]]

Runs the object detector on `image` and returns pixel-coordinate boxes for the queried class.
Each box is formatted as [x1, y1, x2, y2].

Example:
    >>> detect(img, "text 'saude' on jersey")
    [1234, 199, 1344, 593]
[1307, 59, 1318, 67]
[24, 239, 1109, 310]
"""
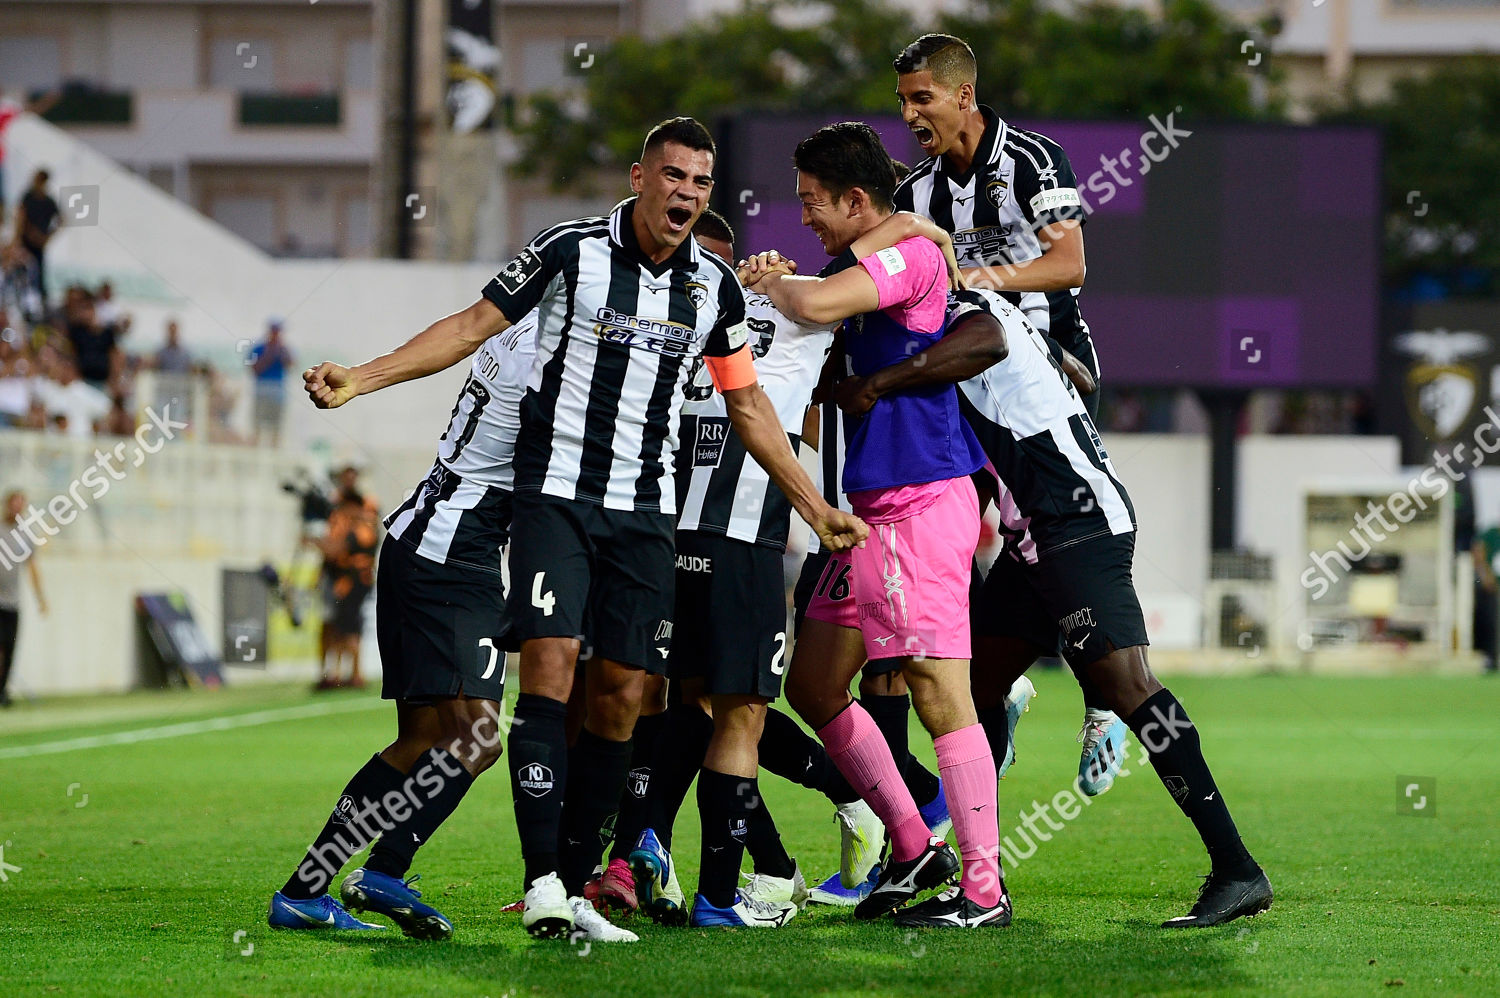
[676, 292, 835, 550]
[894, 106, 1097, 378]
[383, 315, 538, 574]
[953, 289, 1134, 563]
[481, 198, 748, 515]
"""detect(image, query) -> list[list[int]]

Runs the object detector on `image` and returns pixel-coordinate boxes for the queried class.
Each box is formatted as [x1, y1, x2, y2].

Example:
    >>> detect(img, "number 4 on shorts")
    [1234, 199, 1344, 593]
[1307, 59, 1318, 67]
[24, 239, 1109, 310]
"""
[531, 572, 556, 617]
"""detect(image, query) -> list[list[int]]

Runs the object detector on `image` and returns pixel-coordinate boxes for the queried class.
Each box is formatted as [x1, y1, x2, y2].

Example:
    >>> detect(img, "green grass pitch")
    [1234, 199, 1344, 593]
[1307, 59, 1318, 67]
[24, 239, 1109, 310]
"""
[3, 671, 1496, 996]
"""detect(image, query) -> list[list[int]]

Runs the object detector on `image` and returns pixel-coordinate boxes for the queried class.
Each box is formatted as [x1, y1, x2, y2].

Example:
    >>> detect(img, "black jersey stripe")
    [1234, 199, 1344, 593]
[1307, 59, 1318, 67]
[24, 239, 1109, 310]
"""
[516, 238, 584, 491]
[574, 245, 641, 502]
[404, 463, 462, 547]
[633, 261, 698, 507]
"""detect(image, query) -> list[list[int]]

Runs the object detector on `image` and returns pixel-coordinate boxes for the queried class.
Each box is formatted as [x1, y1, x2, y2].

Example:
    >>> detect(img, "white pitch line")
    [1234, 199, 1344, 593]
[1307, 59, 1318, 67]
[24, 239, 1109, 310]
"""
[0, 698, 386, 760]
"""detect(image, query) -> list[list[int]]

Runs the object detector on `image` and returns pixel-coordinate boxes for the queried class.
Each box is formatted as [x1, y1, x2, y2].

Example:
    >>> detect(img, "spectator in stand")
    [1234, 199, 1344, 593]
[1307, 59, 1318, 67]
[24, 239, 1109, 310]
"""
[151, 318, 193, 417]
[203, 362, 242, 445]
[11, 170, 60, 304]
[248, 317, 293, 446]
[35, 354, 108, 438]
[93, 281, 124, 329]
[0, 488, 49, 707]
[316, 467, 379, 689]
[0, 243, 41, 325]
[0, 324, 30, 426]
[64, 287, 123, 392]
[101, 391, 135, 436]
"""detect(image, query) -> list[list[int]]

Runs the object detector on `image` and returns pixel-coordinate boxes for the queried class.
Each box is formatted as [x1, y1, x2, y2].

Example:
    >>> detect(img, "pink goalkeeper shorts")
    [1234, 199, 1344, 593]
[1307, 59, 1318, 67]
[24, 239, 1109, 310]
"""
[806, 475, 980, 661]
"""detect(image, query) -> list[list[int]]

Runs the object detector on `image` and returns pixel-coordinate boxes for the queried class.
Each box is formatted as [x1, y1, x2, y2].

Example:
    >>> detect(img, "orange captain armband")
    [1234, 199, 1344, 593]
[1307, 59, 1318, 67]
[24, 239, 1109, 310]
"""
[706, 344, 758, 393]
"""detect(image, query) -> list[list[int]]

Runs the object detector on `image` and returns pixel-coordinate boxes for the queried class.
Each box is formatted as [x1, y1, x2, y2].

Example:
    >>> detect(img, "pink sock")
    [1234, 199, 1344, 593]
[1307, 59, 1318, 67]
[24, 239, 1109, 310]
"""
[935, 723, 1002, 907]
[817, 702, 931, 862]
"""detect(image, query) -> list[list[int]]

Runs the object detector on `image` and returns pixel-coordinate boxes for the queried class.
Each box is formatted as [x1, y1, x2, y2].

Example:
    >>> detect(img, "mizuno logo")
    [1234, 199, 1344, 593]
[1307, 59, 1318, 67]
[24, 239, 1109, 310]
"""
[953, 194, 975, 205]
[1204, 792, 1216, 802]
[970, 805, 985, 812]
[868, 779, 882, 793]
[873, 635, 894, 647]
[1071, 632, 1090, 650]
[657, 646, 670, 659]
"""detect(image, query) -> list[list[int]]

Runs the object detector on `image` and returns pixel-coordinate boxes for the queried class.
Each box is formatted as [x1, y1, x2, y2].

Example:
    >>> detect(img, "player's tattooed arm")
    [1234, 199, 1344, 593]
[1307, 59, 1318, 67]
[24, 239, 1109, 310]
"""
[723, 383, 868, 553]
[304, 298, 510, 408]
[833, 310, 1007, 417]
[848, 212, 965, 291]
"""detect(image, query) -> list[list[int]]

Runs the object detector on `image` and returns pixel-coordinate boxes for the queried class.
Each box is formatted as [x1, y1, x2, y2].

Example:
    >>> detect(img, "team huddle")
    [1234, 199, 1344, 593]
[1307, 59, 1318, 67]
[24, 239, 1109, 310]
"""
[268, 34, 1272, 943]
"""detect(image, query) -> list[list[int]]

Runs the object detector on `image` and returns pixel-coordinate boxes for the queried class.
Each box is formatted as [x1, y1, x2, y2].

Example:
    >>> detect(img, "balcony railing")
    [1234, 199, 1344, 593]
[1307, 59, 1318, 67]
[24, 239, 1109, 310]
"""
[237, 93, 341, 127]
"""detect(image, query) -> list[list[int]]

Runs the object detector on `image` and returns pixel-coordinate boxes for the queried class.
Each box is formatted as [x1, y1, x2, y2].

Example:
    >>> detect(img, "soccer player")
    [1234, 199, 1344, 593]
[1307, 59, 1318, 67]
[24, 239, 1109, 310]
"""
[626, 210, 964, 927]
[269, 311, 539, 940]
[834, 285, 1273, 927]
[753, 121, 1008, 928]
[892, 31, 1128, 796]
[310, 117, 867, 943]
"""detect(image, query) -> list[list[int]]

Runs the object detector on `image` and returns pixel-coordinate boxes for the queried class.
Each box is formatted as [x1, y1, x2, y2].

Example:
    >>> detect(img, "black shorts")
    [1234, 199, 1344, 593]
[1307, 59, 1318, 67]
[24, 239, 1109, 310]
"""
[504, 492, 674, 673]
[670, 532, 787, 699]
[375, 539, 509, 702]
[793, 548, 899, 677]
[973, 531, 1148, 673]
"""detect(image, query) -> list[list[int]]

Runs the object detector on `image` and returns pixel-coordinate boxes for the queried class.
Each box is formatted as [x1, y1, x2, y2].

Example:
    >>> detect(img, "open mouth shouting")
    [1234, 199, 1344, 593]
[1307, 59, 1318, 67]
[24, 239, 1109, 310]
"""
[665, 204, 695, 233]
[911, 124, 936, 151]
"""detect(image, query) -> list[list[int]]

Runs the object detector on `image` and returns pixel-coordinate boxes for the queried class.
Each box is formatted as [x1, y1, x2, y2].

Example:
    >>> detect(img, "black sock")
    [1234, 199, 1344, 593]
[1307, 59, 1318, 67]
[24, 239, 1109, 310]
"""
[610, 711, 666, 862]
[976, 702, 1011, 772]
[557, 728, 634, 896]
[746, 795, 796, 880]
[1125, 689, 1255, 876]
[508, 692, 569, 889]
[758, 706, 858, 804]
[365, 748, 475, 879]
[862, 693, 911, 771]
[647, 704, 715, 851]
[281, 753, 405, 900]
[697, 768, 756, 908]
[903, 757, 941, 809]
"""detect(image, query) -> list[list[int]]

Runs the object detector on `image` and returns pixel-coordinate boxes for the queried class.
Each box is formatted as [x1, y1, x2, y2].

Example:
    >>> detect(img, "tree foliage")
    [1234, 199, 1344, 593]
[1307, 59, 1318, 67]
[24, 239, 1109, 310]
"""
[1320, 57, 1500, 290]
[511, 0, 1267, 193]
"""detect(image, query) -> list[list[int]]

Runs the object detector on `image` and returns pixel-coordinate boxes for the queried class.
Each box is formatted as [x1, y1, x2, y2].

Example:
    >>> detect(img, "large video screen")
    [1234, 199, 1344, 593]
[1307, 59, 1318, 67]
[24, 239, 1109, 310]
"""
[718, 115, 1381, 390]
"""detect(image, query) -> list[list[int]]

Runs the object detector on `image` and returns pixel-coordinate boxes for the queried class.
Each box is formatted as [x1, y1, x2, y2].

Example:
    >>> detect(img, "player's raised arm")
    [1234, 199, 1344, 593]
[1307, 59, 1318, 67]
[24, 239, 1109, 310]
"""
[755, 266, 881, 328]
[848, 212, 965, 291]
[304, 298, 510, 409]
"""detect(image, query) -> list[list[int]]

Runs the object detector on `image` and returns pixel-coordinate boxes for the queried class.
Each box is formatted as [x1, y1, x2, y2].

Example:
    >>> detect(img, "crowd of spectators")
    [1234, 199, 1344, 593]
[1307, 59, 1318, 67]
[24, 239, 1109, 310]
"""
[0, 169, 290, 445]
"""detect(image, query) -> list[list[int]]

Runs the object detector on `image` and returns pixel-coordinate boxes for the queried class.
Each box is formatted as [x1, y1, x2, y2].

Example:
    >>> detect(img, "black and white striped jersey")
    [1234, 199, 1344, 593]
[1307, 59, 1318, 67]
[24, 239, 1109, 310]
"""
[894, 107, 1097, 378]
[482, 198, 749, 515]
[676, 291, 835, 549]
[805, 397, 854, 556]
[952, 289, 1134, 562]
[382, 315, 538, 574]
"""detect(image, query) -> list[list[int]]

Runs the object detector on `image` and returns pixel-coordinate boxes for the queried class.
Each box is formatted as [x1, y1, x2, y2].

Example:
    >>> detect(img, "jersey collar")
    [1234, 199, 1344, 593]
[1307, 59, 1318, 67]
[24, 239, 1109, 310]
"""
[610, 197, 700, 274]
[937, 105, 1007, 185]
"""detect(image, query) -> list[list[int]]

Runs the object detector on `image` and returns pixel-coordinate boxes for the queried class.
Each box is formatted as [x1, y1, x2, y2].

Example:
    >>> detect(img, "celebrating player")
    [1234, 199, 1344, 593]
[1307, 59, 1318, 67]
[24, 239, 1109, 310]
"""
[751, 121, 1008, 928]
[892, 32, 1128, 795]
[270, 311, 540, 940]
[315, 116, 866, 943]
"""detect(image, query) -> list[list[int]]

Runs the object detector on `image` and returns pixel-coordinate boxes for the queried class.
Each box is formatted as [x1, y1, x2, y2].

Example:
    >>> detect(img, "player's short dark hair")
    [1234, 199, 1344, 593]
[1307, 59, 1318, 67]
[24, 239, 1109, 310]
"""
[642, 117, 716, 161]
[692, 208, 735, 246]
[793, 122, 898, 213]
[890, 158, 911, 183]
[893, 33, 977, 90]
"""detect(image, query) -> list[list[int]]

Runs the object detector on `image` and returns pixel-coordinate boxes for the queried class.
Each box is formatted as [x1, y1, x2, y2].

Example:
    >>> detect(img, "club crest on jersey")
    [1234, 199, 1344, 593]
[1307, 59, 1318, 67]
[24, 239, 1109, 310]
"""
[686, 281, 710, 311]
[986, 179, 1009, 208]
